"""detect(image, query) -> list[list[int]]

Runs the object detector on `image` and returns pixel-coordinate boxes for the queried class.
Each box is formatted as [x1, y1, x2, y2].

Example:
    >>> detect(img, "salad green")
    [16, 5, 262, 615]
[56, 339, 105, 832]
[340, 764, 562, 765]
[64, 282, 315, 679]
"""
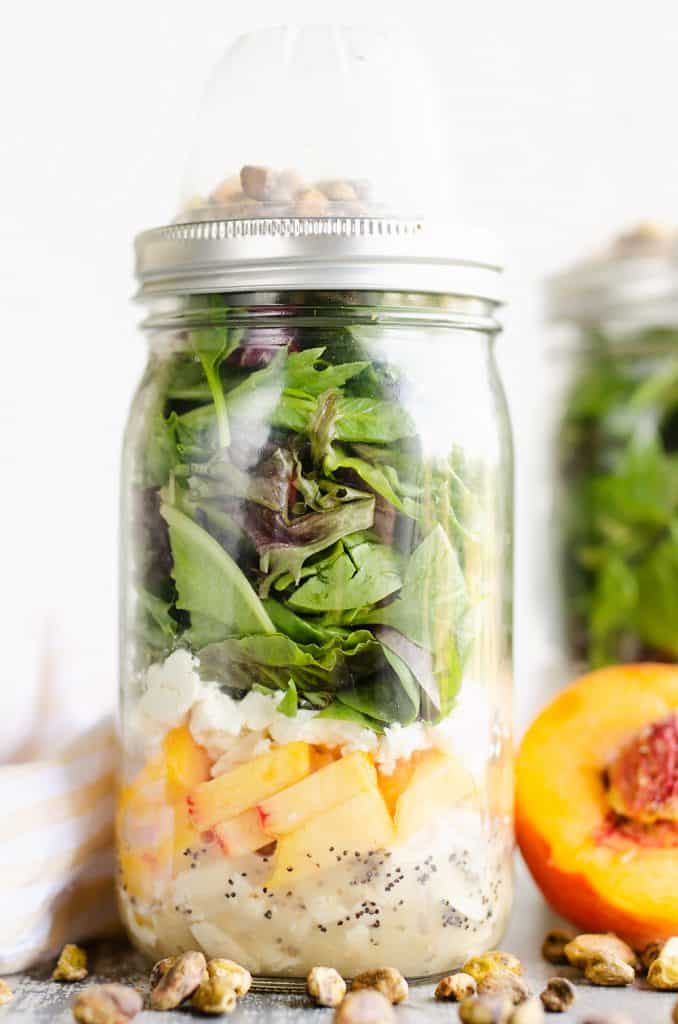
[134, 318, 474, 729]
[560, 327, 678, 666]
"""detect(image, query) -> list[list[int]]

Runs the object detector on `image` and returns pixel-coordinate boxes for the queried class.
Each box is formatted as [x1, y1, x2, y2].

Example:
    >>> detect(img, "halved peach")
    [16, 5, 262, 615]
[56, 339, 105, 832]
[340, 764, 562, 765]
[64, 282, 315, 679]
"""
[516, 664, 678, 947]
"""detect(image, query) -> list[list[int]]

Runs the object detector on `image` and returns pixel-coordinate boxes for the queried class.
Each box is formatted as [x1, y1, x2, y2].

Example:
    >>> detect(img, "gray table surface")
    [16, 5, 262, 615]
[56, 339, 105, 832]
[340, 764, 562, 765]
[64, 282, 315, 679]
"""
[4, 861, 674, 1022]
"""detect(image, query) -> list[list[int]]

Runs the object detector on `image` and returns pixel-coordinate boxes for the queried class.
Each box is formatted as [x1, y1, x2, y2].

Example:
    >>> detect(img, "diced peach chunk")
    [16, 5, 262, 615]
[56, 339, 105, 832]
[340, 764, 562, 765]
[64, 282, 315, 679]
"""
[163, 725, 211, 801]
[310, 747, 337, 772]
[267, 787, 395, 889]
[117, 803, 174, 900]
[187, 742, 312, 830]
[214, 809, 271, 858]
[377, 758, 416, 817]
[394, 749, 476, 841]
[117, 726, 213, 893]
[258, 752, 377, 836]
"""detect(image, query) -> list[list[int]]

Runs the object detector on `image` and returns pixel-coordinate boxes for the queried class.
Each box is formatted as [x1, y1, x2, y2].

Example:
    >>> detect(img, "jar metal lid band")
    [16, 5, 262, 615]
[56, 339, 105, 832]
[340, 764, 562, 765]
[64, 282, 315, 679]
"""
[135, 217, 504, 302]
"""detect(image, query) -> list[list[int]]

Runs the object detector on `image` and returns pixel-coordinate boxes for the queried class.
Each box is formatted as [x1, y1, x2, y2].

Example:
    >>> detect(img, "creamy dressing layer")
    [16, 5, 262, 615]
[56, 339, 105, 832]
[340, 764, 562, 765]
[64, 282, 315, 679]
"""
[119, 812, 512, 978]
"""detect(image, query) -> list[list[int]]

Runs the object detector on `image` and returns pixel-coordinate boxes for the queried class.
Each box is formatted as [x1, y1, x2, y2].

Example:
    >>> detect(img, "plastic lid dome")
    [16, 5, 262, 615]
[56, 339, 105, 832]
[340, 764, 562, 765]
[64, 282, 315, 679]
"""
[177, 25, 453, 224]
[135, 25, 503, 302]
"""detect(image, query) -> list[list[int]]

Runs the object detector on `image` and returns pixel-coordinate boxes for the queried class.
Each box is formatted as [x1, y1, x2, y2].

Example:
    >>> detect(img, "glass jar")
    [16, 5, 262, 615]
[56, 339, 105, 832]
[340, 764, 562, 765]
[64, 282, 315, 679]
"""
[117, 24, 513, 982]
[549, 224, 678, 668]
[118, 285, 513, 978]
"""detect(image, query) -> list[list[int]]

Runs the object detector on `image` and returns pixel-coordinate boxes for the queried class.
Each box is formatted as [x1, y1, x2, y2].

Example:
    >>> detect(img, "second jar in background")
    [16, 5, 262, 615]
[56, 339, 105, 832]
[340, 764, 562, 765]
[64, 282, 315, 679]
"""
[549, 224, 678, 668]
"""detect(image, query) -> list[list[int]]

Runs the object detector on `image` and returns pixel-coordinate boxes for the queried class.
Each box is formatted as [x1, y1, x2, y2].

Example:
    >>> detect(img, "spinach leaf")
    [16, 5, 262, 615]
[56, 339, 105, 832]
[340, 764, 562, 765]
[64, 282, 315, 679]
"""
[137, 588, 177, 640]
[334, 395, 416, 444]
[161, 503, 275, 637]
[315, 702, 385, 733]
[360, 524, 469, 656]
[272, 543, 346, 593]
[183, 612, 239, 649]
[271, 390, 416, 446]
[287, 540, 402, 612]
[262, 598, 331, 644]
[335, 641, 421, 726]
[377, 626, 439, 713]
[270, 390, 316, 433]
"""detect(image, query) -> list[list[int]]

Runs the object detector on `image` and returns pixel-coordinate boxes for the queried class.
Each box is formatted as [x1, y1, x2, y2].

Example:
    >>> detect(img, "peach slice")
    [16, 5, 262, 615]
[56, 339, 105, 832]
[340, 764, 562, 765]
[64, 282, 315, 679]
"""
[117, 803, 174, 900]
[267, 787, 394, 889]
[187, 742, 312, 830]
[117, 726, 212, 894]
[214, 809, 271, 858]
[394, 749, 477, 841]
[258, 752, 377, 836]
[164, 725, 212, 801]
[516, 664, 678, 947]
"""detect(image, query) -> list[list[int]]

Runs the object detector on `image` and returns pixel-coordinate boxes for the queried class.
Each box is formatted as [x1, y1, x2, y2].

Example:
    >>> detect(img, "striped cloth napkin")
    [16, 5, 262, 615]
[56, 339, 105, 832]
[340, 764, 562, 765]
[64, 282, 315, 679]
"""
[0, 719, 120, 972]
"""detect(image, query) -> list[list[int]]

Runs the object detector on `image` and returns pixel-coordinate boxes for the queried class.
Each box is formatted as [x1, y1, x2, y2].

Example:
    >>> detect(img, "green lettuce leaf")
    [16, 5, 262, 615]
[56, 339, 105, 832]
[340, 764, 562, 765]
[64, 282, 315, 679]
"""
[277, 679, 298, 717]
[197, 628, 383, 696]
[255, 496, 375, 595]
[192, 327, 240, 448]
[323, 444, 406, 511]
[636, 537, 678, 656]
[285, 348, 368, 394]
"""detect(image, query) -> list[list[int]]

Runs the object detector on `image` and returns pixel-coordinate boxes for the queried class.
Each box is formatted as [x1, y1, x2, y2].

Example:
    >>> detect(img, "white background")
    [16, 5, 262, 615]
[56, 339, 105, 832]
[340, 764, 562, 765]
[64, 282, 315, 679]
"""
[1, 0, 677, 758]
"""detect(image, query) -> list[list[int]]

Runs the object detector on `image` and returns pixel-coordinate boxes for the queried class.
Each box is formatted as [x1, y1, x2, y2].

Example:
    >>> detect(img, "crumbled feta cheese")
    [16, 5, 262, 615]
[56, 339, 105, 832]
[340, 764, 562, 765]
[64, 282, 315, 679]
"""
[374, 722, 430, 775]
[237, 690, 280, 731]
[190, 687, 245, 760]
[269, 710, 378, 755]
[138, 649, 201, 730]
[140, 654, 492, 775]
[210, 732, 272, 776]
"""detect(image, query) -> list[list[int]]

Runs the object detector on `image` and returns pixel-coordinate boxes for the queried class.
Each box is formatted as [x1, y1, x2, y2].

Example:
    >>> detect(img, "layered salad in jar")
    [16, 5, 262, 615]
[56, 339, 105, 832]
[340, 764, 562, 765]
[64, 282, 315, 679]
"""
[119, 200, 512, 976]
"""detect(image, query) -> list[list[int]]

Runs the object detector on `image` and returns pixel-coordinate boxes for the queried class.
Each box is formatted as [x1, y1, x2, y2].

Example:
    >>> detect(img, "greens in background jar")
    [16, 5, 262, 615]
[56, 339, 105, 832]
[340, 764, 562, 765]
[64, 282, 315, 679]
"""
[552, 224, 678, 667]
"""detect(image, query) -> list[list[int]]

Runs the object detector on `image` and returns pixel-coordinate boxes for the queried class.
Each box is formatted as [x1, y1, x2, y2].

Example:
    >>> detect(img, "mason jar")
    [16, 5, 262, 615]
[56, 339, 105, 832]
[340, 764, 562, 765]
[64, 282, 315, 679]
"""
[548, 224, 678, 669]
[117, 25, 513, 982]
